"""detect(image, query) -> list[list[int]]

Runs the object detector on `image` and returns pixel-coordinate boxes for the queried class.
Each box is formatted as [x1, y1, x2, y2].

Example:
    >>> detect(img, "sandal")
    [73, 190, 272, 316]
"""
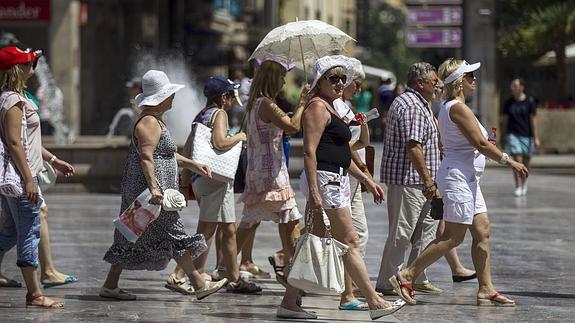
[42, 275, 78, 288]
[226, 278, 262, 294]
[388, 275, 416, 305]
[338, 299, 369, 311]
[477, 291, 516, 307]
[240, 262, 270, 279]
[268, 256, 287, 286]
[196, 278, 228, 300]
[165, 273, 195, 295]
[26, 294, 64, 309]
[0, 277, 22, 288]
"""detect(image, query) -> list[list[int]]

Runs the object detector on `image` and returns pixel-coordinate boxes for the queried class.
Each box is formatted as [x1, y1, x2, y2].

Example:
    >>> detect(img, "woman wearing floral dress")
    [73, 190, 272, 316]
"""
[101, 70, 227, 300]
[235, 57, 310, 284]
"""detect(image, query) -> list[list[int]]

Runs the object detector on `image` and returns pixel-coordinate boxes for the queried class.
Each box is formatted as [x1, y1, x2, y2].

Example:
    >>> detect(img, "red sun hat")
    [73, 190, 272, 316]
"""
[0, 46, 42, 71]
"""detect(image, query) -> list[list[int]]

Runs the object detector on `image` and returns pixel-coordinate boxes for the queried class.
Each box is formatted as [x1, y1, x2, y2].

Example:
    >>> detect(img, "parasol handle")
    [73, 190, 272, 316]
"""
[298, 35, 307, 83]
[295, 18, 307, 84]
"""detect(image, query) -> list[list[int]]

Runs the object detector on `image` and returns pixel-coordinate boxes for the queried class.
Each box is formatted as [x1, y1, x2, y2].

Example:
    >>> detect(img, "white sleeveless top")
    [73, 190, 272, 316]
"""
[438, 99, 487, 173]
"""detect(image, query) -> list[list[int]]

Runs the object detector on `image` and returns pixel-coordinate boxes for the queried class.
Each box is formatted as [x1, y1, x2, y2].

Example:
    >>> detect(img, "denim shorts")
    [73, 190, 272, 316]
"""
[506, 133, 534, 157]
[0, 180, 42, 268]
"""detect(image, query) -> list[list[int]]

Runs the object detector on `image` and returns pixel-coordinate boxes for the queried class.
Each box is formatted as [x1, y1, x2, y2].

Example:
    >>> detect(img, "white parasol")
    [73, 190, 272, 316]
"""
[249, 19, 356, 78]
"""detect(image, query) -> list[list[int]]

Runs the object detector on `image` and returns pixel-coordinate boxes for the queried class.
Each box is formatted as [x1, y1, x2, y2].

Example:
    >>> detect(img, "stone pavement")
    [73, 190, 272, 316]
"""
[0, 168, 574, 322]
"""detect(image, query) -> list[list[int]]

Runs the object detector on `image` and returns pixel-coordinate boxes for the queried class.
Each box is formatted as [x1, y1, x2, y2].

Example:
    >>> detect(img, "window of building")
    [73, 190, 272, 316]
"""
[213, 0, 241, 17]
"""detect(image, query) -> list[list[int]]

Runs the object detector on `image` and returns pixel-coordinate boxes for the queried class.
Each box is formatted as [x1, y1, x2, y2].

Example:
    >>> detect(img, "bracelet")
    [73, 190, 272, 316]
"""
[48, 155, 57, 164]
[360, 175, 369, 183]
[499, 152, 510, 165]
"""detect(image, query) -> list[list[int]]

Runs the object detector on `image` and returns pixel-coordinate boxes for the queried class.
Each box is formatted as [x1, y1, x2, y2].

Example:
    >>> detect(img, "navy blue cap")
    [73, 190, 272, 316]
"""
[203, 76, 240, 98]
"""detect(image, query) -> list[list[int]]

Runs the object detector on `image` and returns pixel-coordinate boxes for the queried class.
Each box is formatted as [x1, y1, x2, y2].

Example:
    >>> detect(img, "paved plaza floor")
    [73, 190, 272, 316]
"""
[0, 168, 574, 322]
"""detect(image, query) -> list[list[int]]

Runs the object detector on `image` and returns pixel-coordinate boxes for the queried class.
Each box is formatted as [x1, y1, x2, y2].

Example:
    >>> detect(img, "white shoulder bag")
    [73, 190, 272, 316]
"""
[190, 110, 242, 182]
[287, 208, 348, 294]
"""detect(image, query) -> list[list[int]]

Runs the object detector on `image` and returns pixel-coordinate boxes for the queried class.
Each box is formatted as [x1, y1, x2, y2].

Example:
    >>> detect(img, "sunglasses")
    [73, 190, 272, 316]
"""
[464, 72, 475, 79]
[326, 74, 347, 85]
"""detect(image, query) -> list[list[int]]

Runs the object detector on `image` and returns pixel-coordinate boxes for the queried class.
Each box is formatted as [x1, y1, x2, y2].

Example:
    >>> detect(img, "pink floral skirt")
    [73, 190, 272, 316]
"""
[238, 187, 302, 228]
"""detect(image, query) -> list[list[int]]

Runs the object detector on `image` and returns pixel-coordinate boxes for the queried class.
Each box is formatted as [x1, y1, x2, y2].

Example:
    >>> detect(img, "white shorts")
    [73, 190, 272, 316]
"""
[437, 167, 487, 225]
[300, 169, 351, 209]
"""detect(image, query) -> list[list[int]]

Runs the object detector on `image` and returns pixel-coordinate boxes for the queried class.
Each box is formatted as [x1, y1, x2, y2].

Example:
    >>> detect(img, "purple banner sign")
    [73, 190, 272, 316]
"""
[407, 7, 462, 26]
[406, 0, 462, 4]
[405, 28, 462, 48]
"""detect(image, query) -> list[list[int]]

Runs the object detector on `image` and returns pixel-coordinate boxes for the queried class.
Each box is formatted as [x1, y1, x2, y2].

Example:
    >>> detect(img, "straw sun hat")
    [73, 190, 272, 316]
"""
[135, 70, 185, 108]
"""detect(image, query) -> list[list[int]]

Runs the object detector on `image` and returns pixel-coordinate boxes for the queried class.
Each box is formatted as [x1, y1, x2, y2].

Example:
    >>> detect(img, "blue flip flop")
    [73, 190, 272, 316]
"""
[43, 275, 78, 288]
[338, 299, 369, 311]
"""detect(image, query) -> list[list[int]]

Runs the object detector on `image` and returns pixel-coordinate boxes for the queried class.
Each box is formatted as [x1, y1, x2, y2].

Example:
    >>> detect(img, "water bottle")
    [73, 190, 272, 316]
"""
[351, 108, 380, 125]
[489, 127, 497, 146]
[283, 135, 291, 167]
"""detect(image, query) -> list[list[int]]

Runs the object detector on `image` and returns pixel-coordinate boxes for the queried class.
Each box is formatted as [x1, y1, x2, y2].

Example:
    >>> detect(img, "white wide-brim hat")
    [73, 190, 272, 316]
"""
[135, 70, 185, 108]
[444, 61, 481, 84]
[310, 55, 354, 90]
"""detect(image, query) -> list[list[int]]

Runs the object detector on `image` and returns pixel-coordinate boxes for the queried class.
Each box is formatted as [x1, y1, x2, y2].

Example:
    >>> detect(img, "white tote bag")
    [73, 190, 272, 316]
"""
[190, 121, 242, 182]
[287, 209, 348, 294]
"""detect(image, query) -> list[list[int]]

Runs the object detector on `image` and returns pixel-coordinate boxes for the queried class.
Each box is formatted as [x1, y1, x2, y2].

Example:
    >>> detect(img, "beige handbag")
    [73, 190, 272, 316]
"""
[287, 208, 348, 294]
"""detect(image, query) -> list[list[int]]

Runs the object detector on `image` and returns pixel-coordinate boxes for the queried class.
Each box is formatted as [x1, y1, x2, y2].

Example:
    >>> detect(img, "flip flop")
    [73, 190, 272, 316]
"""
[388, 275, 416, 305]
[338, 299, 369, 311]
[0, 278, 22, 288]
[42, 275, 78, 288]
[477, 291, 516, 307]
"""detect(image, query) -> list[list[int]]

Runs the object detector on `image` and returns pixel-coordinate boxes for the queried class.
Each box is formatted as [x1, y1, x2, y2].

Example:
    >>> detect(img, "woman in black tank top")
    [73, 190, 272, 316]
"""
[294, 58, 403, 320]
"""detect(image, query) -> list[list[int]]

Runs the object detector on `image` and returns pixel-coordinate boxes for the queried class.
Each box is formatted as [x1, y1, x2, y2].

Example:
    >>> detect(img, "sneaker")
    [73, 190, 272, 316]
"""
[226, 278, 262, 294]
[99, 287, 137, 300]
[413, 282, 442, 294]
[513, 187, 523, 197]
[521, 183, 528, 195]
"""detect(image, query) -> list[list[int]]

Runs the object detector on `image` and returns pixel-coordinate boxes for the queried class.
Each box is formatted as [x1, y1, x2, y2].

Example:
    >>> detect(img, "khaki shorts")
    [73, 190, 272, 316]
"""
[192, 176, 235, 223]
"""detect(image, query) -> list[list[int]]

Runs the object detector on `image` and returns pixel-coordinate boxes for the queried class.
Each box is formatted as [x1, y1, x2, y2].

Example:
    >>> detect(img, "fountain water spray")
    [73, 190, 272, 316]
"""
[34, 56, 74, 144]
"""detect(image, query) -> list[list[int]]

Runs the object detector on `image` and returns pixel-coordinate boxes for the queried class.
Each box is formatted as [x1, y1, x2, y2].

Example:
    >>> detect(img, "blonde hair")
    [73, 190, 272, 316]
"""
[246, 60, 286, 111]
[0, 65, 25, 93]
[438, 58, 464, 100]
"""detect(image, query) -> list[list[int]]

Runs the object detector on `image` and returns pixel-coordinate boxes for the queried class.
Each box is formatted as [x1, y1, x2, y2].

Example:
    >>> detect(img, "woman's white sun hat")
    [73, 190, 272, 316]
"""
[135, 70, 185, 108]
[444, 61, 481, 84]
[310, 55, 354, 90]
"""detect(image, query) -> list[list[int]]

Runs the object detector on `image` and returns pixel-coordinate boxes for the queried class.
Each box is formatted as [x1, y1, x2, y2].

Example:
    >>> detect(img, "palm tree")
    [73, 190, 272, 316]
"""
[498, 2, 575, 99]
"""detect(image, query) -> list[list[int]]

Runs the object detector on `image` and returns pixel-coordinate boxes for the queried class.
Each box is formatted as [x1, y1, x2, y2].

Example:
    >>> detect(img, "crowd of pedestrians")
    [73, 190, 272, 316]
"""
[0, 39, 529, 320]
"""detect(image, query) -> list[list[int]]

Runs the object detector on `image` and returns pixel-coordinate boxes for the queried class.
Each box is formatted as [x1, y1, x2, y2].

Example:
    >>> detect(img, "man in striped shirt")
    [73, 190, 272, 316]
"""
[375, 62, 442, 295]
